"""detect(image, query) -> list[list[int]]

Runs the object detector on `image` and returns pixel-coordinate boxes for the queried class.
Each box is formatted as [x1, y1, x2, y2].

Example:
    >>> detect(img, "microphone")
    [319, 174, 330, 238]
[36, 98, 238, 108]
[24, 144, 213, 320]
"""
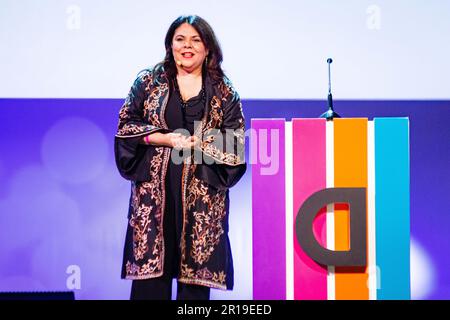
[319, 57, 341, 120]
[327, 58, 333, 94]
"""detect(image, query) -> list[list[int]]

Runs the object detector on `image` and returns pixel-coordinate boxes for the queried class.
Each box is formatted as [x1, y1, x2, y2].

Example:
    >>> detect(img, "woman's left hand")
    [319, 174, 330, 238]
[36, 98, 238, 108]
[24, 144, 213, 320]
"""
[174, 135, 200, 150]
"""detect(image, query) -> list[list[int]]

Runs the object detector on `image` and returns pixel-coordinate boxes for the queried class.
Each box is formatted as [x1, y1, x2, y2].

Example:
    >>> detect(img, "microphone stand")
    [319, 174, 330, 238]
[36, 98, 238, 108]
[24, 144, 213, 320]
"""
[320, 58, 341, 120]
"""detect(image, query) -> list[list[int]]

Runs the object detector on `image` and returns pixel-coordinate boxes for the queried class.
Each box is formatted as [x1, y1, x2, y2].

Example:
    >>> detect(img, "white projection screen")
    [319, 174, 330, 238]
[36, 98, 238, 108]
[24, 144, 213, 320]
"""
[1, 0, 450, 100]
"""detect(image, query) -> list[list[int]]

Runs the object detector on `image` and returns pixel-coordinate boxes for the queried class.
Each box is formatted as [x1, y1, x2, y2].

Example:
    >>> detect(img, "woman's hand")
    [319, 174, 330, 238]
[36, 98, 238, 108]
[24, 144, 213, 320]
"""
[171, 134, 200, 150]
[142, 132, 200, 149]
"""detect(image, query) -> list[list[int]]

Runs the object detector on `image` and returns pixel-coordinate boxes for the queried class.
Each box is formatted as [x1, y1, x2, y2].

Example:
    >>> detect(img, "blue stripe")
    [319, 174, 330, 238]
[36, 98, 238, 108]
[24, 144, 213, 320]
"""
[375, 118, 411, 299]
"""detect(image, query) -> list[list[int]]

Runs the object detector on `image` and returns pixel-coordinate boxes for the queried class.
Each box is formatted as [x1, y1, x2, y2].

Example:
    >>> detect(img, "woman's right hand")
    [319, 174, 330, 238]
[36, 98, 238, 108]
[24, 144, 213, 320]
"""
[143, 132, 199, 149]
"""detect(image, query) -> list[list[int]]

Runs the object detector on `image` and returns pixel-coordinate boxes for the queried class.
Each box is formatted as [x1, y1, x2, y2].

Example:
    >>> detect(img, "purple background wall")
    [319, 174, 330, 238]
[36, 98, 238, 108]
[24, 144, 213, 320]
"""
[0, 98, 449, 299]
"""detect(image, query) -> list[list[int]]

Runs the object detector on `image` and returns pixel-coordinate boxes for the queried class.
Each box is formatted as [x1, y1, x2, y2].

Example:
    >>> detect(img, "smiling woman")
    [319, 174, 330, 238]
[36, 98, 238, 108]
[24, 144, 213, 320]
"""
[114, 15, 246, 300]
[172, 24, 209, 74]
[172, 23, 209, 103]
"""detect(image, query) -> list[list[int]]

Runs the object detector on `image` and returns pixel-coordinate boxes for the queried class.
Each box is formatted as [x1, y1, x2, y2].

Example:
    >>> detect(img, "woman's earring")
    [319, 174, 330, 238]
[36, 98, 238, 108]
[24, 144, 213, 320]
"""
[205, 56, 209, 65]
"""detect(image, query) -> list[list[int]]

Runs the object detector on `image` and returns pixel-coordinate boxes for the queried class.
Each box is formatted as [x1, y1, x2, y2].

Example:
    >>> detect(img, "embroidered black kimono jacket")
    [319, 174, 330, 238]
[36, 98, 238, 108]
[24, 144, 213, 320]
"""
[114, 69, 246, 290]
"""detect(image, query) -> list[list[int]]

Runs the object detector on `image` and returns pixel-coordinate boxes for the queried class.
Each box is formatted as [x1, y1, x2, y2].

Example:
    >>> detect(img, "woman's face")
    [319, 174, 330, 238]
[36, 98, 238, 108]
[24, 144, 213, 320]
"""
[172, 23, 209, 74]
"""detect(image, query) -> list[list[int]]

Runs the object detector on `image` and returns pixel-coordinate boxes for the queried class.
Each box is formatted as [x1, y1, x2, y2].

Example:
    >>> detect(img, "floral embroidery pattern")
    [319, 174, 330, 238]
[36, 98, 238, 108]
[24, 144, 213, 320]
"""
[143, 82, 168, 124]
[125, 255, 162, 279]
[124, 147, 170, 279]
[129, 202, 152, 260]
[197, 87, 245, 166]
[218, 78, 235, 102]
[126, 146, 165, 278]
[204, 96, 223, 129]
[190, 190, 226, 265]
[200, 141, 243, 165]
[185, 176, 226, 265]
[116, 123, 158, 137]
[179, 161, 191, 277]
[186, 176, 209, 210]
[180, 264, 227, 289]
[118, 103, 130, 122]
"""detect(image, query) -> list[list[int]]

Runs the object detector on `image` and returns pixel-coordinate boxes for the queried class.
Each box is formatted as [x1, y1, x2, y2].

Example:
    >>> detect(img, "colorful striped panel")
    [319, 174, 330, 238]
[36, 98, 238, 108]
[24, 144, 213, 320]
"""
[367, 121, 378, 299]
[375, 118, 411, 299]
[292, 119, 328, 300]
[252, 119, 286, 300]
[333, 118, 369, 300]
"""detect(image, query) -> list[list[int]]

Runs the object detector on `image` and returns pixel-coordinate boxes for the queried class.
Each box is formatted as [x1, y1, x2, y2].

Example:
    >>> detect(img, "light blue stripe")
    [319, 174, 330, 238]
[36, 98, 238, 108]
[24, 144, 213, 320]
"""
[375, 117, 411, 299]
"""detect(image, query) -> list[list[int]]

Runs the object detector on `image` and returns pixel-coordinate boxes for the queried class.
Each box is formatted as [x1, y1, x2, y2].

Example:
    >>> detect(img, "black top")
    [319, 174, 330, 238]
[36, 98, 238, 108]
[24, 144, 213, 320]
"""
[165, 79, 205, 135]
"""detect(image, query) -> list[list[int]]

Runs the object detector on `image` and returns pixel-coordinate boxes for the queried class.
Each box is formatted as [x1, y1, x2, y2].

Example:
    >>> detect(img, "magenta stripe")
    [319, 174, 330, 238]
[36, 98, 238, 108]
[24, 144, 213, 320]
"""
[292, 119, 328, 300]
[252, 119, 286, 300]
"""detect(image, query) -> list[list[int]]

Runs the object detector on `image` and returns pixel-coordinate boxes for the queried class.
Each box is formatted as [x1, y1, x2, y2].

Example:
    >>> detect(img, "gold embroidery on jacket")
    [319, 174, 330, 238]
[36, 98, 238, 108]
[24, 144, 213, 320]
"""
[218, 80, 234, 102]
[118, 103, 130, 123]
[200, 142, 242, 165]
[126, 147, 165, 277]
[180, 264, 227, 288]
[144, 83, 168, 125]
[197, 90, 245, 166]
[186, 176, 209, 210]
[180, 161, 192, 267]
[116, 72, 153, 137]
[182, 174, 227, 279]
[117, 123, 158, 137]
[181, 164, 226, 286]
[129, 202, 152, 260]
[204, 96, 223, 129]
[190, 191, 226, 265]
[185, 176, 226, 265]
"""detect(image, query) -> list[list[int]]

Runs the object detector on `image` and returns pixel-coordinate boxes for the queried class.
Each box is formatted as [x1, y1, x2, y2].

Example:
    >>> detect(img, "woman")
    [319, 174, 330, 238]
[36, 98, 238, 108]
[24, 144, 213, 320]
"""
[114, 15, 246, 300]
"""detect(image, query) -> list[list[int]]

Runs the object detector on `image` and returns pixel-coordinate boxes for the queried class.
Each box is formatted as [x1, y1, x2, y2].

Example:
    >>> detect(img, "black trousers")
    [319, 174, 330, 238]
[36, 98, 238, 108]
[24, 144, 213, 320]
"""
[130, 277, 210, 300]
[130, 172, 210, 300]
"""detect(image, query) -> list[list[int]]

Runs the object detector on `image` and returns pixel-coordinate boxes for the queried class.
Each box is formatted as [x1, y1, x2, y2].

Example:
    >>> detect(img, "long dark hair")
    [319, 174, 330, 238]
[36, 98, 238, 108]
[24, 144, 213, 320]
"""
[153, 15, 224, 84]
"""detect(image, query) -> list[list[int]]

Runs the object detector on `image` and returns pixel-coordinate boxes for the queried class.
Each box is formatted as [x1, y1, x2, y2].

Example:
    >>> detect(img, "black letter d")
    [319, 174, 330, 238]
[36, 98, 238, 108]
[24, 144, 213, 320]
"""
[295, 188, 367, 267]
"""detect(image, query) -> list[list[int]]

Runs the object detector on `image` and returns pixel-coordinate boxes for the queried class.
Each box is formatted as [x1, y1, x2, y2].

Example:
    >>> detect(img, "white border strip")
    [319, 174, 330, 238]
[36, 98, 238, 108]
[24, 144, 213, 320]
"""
[367, 121, 377, 300]
[326, 121, 335, 300]
[285, 121, 294, 300]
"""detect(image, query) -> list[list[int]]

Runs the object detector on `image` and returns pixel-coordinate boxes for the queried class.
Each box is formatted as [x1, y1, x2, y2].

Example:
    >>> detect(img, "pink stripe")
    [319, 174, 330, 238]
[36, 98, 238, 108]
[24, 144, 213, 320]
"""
[292, 119, 328, 300]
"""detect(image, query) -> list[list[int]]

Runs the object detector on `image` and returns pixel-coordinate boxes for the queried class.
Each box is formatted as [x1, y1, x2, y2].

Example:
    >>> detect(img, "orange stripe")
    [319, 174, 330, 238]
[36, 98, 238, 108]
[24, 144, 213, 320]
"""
[334, 118, 368, 300]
